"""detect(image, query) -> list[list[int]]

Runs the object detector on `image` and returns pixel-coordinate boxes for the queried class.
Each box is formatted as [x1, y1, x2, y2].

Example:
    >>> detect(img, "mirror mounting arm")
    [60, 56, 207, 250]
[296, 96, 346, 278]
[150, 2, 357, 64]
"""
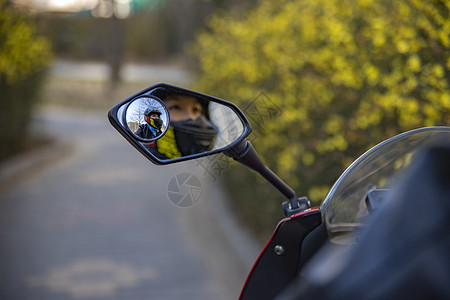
[224, 140, 309, 217]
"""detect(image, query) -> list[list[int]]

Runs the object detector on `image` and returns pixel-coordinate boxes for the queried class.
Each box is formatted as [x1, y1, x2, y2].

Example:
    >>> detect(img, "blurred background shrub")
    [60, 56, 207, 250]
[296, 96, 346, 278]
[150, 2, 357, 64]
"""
[0, 0, 52, 161]
[191, 0, 449, 239]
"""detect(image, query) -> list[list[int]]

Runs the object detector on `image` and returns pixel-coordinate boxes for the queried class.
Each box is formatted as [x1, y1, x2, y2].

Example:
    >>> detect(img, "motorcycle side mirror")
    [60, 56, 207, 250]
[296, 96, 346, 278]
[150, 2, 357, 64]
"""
[109, 83, 309, 216]
[108, 83, 252, 165]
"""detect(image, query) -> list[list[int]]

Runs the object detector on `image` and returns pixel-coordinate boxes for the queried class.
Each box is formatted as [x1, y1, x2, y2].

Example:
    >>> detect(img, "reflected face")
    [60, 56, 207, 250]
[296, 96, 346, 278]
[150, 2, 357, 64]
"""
[124, 96, 169, 142]
[164, 95, 203, 122]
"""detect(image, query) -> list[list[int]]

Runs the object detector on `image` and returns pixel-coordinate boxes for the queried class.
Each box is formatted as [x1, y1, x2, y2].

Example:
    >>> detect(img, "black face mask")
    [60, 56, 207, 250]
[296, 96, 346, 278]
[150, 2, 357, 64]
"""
[171, 115, 218, 156]
[151, 117, 163, 130]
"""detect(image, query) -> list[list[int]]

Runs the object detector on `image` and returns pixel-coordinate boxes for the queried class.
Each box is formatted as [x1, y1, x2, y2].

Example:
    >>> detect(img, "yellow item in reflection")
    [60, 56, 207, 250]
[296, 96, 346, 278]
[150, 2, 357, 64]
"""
[149, 118, 157, 128]
[156, 126, 182, 159]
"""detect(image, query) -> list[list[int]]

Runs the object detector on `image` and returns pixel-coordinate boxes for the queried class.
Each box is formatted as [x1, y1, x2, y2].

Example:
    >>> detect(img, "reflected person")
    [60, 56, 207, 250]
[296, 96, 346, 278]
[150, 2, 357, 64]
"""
[135, 107, 163, 139]
[151, 88, 218, 159]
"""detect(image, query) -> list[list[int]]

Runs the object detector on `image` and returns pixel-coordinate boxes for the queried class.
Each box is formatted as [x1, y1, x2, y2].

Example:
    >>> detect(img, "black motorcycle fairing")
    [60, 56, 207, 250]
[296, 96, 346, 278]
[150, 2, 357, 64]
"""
[297, 221, 329, 270]
[240, 209, 322, 300]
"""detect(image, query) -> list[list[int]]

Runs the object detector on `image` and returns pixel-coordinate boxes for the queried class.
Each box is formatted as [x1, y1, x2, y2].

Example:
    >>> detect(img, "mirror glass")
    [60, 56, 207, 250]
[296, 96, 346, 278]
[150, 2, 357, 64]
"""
[134, 87, 245, 160]
[124, 96, 169, 142]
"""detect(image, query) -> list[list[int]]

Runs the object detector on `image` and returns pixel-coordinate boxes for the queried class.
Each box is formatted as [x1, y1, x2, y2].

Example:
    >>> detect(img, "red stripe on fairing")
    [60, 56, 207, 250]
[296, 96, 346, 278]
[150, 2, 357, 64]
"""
[290, 207, 320, 220]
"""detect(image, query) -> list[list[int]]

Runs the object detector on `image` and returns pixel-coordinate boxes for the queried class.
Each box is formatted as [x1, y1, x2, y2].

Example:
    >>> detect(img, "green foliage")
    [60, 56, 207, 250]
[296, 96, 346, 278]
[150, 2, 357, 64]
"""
[0, 0, 52, 160]
[0, 1, 52, 84]
[191, 0, 449, 230]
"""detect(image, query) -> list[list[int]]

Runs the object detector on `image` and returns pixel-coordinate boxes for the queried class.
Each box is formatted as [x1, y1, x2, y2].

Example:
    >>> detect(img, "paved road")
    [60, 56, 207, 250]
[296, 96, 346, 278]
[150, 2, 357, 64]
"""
[0, 108, 259, 299]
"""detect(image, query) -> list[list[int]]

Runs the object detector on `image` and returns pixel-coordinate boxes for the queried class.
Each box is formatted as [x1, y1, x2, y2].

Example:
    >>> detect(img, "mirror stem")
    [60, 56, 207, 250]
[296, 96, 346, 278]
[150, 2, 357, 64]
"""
[225, 140, 309, 216]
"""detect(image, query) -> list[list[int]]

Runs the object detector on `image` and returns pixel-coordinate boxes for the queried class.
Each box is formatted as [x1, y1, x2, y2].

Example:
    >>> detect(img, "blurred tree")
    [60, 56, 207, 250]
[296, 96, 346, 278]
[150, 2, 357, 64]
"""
[124, 0, 256, 63]
[191, 0, 449, 236]
[0, 0, 52, 160]
[39, 0, 257, 64]
[0, 1, 51, 84]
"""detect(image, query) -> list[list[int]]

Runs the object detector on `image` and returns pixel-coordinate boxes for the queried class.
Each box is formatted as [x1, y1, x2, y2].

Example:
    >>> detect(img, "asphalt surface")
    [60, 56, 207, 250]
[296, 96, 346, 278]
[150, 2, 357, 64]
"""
[0, 108, 260, 299]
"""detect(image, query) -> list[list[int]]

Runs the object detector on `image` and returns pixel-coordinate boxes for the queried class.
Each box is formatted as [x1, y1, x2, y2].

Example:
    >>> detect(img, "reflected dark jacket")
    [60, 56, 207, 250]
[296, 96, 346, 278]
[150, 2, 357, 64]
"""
[135, 124, 160, 140]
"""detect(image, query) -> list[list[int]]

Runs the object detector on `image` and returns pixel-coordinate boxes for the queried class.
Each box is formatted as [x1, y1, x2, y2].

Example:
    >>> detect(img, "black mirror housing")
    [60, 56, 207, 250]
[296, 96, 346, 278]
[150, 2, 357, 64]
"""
[108, 83, 252, 165]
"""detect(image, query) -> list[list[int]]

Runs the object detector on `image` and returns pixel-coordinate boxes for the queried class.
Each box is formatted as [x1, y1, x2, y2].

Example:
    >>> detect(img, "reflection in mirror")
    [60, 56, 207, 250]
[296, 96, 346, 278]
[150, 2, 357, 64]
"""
[209, 102, 244, 149]
[137, 87, 245, 160]
[125, 96, 169, 141]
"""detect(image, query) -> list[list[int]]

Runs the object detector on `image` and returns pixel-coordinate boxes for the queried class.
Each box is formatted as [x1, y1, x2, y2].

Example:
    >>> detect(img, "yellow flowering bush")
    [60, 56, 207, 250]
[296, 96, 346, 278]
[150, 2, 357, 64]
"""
[0, 1, 52, 84]
[191, 0, 449, 212]
[0, 0, 52, 160]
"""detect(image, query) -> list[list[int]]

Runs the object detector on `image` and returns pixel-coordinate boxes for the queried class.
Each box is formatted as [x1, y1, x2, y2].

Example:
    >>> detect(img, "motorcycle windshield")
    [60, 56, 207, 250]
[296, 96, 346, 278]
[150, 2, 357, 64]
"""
[321, 127, 450, 245]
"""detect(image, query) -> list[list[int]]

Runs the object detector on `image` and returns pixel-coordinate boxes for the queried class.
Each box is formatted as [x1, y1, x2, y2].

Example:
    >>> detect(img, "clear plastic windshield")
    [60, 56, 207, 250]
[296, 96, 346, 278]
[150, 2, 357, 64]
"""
[321, 127, 450, 244]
